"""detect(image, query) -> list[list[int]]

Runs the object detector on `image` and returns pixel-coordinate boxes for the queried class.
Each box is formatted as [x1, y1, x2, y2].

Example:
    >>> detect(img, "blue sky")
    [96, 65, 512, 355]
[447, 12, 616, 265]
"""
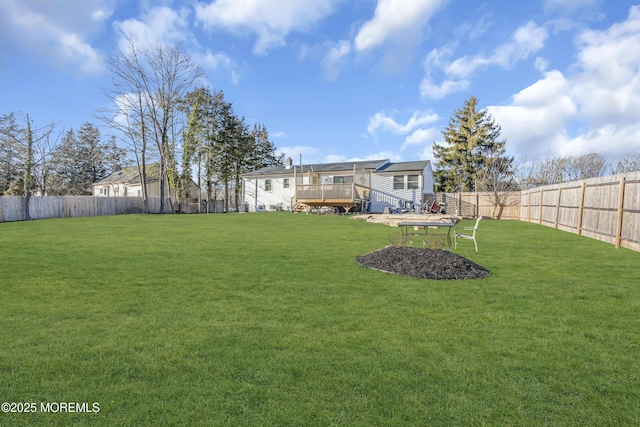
[1, 0, 640, 166]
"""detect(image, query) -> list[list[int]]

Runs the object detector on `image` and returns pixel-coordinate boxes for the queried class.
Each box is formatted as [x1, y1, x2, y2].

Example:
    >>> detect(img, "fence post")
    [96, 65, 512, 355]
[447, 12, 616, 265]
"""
[615, 177, 626, 248]
[538, 189, 543, 224]
[577, 182, 586, 235]
[555, 187, 562, 229]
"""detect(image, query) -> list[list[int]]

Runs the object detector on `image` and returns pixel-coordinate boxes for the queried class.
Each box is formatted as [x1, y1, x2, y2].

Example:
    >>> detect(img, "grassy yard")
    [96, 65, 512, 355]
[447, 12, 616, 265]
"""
[1, 213, 639, 426]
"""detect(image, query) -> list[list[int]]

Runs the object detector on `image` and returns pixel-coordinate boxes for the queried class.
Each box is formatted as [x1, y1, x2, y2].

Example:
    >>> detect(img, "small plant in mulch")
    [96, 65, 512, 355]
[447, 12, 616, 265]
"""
[355, 246, 490, 280]
[388, 231, 407, 247]
[423, 234, 447, 250]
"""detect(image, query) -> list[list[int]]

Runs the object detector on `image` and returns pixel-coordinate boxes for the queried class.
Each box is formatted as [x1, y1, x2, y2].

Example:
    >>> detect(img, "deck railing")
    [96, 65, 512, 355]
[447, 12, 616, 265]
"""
[296, 184, 369, 202]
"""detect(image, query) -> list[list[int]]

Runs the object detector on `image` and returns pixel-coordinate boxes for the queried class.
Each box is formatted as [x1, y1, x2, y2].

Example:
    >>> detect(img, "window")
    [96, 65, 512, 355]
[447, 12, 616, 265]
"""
[393, 175, 404, 190]
[114, 187, 119, 196]
[333, 176, 353, 184]
[265, 179, 272, 192]
[283, 178, 290, 189]
[407, 175, 419, 189]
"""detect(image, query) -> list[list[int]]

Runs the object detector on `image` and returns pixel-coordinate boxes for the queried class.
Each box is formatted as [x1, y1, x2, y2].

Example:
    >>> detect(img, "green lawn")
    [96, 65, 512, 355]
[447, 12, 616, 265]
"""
[1, 213, 639, 426]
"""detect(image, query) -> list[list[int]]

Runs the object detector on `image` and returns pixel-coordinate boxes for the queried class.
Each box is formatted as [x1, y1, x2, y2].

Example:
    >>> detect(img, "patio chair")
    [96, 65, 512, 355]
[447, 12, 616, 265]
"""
[454, 216, 483, 252]
[428, 201, 441, 213]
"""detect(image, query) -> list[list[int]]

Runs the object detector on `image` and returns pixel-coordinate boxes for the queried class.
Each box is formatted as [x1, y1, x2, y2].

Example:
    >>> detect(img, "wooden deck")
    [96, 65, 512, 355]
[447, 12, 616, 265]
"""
[294, 183, 369, 212]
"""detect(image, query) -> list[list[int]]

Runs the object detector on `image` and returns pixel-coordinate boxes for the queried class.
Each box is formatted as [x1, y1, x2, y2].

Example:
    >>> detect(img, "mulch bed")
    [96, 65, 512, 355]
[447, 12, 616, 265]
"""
[355, 246, 490, 280]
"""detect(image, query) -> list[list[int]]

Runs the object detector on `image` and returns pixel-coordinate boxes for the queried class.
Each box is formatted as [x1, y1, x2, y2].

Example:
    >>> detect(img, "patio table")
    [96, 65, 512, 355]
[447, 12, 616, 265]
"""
[397, 221, 455, 250]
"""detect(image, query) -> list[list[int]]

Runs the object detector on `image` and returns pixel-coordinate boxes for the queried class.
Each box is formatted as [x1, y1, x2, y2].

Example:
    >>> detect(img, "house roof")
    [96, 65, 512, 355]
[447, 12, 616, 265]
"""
[375, 160, 431, 173]
[241, 159, 389, 178]
[241, 159, 431, 178]
[93, 164, 160, 186]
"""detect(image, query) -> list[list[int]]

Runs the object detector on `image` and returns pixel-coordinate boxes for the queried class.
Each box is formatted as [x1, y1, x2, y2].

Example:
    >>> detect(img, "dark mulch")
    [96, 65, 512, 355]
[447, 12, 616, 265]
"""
[355, 246, 490, 280]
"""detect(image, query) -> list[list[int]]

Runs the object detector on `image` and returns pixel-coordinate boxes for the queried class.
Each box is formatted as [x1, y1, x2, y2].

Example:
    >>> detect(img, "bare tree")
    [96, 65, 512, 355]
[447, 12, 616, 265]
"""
[565, 153, 608, 181]
[101, 35, 203, 213]
[476, 154, 519, 219]
[520, 153, 608, 188]
[611, 153, 640, 174]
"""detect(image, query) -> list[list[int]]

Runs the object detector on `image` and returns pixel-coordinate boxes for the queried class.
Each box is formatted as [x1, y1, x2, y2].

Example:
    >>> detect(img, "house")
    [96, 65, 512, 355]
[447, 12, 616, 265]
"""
[241, 158, 434, 213]
[92, 164, 200, 199]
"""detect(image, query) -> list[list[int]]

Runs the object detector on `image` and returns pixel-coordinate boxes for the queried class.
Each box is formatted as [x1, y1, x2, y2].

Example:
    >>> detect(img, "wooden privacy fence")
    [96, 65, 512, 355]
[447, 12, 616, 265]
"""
[519, 171, 640, 251]
[429, 192, 520, 219]
[0, 196, 227, 223]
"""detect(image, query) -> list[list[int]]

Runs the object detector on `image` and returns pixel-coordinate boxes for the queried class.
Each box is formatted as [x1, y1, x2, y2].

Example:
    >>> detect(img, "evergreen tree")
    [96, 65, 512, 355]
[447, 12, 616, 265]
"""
[433, 96, 512, 192]
[0, 113, 24, 195]
[250, 123, 284, 169]
[0, 113, 56, 197]
[50, 123, 127, 195]
[180, 86, 284, 212]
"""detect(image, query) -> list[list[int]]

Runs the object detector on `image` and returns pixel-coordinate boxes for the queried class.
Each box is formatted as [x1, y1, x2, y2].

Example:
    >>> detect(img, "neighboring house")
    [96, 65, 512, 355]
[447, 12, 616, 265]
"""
[92, 164, 200, 199]
[241, 158, 434, 213]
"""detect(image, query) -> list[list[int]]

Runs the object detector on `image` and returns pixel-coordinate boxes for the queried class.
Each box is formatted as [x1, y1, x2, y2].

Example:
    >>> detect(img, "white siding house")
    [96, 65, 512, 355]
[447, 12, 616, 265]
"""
[370, 161, 434, 212]
[241, 158, 434, 213]
[92, 164, 200, 199]
[244, 173, 295, 211]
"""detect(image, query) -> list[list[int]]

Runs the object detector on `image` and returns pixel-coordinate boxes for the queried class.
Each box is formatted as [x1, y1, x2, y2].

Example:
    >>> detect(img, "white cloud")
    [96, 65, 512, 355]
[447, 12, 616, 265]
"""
[561, 123, 640, 159]
[354, 0, 445, 51]
[418, 145, 438, 163]
[277, 145, 321, 164]
[570, 6, 640, 125]
[91, 7, 113, 22]
[195, 0, 340, 55]
[403, 128, 440, 149]
[446, 21, 548, 79]
[513, 70, 568, 106]
[445, 57, 490, 80]
[419, 46, 471, 98]
[114, 6, 241, 84]
[322, 40, 351, 80]
[485, 6, 640, 161]
[367, 110, 439, 135]
[534, 57, 549, 72]
[487, 70, 578, 158]
[419, 78, 470, 99]
[115, 6, 192, 50]
[562, 5, 640, 157]
[271, 131, 287, 139]
[192, 50, 239, 84]
[418, 21, 548, 101]
[0, 0, 111, 73]
[488, 6, 640, 162]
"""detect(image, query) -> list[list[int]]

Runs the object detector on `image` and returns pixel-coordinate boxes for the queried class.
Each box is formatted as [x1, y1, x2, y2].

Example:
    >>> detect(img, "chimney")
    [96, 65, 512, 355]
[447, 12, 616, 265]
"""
[285, 157, 292, 169]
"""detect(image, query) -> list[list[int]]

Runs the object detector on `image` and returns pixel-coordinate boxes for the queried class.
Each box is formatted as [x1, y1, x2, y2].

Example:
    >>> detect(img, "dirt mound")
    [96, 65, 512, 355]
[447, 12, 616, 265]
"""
[355, 246, 490, 280]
